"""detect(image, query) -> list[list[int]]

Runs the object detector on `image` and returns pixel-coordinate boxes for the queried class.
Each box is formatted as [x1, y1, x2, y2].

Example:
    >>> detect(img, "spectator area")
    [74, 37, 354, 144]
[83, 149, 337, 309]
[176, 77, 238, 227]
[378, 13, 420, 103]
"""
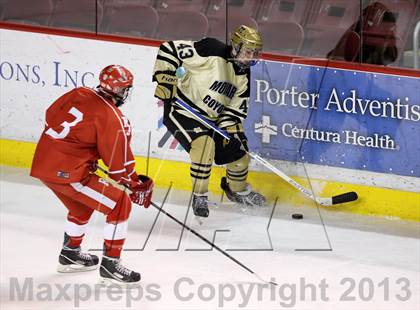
[1, 0, 419, 67]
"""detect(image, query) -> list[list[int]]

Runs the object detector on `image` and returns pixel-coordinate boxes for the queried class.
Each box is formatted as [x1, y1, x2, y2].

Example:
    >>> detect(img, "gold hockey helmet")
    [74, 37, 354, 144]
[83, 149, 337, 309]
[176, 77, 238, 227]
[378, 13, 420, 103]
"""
[231, 25, 263, 68]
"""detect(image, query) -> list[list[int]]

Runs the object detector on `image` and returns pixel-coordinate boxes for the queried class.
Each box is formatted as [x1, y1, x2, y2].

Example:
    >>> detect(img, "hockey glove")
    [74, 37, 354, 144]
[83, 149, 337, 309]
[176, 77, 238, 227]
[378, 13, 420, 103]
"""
[154, 71, 177, 101]
[129, 175, 154, 208]
[221, 124, 249, 154]
[223, 132, 248, 154]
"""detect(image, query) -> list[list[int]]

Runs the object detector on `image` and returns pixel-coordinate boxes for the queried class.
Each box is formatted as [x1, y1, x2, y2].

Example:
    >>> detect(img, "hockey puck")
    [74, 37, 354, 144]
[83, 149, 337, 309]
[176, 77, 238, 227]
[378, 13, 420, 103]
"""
[292, 213, 303, 219]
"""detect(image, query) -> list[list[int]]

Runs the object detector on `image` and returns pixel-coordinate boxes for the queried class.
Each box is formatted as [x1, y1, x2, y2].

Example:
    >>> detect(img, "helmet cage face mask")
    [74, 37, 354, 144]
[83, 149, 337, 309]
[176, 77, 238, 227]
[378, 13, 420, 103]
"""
[232, 43, 262, 69]
[112, 85, 133, 107]
[99, 85, 133, 107]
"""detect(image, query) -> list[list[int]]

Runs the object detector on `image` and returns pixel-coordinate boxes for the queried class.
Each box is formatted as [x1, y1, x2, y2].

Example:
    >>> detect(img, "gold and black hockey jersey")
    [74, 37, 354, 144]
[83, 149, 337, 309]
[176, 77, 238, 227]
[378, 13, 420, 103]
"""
[153, 38, 250, 129]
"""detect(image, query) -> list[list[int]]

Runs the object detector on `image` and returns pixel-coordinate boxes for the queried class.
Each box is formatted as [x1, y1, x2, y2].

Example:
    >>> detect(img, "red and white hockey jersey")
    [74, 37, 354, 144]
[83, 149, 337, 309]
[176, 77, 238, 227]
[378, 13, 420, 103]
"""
[30, 87, 137, 184]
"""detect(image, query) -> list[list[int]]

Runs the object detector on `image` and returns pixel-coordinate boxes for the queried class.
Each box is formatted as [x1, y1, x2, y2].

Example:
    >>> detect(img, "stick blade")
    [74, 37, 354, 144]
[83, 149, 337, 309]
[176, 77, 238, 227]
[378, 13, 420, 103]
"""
[253, 273, 278, 286]
[332, 191, 358, 205]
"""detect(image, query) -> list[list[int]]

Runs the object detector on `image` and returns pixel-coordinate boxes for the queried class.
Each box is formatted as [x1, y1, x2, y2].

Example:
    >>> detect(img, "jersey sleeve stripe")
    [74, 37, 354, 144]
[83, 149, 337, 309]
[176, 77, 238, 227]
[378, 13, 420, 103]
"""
[217, 115, 233, 122]
[124, 160, 135, 166]
[156, 55, 179, 70]
[217, 116, 242, 128]
[223, 106, 247, 118]
[160, 43, 178, 59]
[168, 41, 179, 59]
[108, 168, 126, 174]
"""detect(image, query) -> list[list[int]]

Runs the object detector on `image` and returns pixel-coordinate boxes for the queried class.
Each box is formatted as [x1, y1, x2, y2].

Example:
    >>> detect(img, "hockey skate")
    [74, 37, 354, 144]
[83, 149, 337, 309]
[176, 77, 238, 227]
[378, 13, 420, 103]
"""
[57, 247, 99, 273]
[192, 193, 210, 218]
[99, 256, 141, 287]
[220, 177, 266, 207]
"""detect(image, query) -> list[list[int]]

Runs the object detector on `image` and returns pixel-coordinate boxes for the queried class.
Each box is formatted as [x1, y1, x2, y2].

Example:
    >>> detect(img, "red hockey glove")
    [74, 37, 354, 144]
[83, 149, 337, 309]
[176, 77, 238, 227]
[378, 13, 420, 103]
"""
[129, 175, 154, 208]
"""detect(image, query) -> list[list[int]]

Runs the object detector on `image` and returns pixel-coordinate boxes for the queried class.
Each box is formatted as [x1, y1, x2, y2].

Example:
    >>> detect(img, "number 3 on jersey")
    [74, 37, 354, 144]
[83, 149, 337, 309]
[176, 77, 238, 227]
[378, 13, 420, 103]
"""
[46, 107, 83, 139]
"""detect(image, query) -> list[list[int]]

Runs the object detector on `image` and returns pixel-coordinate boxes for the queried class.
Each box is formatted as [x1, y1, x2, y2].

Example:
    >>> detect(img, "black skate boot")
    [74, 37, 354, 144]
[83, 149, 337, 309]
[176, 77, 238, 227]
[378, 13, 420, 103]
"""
[192, 193, 209, 217]
[99, 256, 141, 287]
[57, 246, 99, 273]
[221, 177, 266, 207]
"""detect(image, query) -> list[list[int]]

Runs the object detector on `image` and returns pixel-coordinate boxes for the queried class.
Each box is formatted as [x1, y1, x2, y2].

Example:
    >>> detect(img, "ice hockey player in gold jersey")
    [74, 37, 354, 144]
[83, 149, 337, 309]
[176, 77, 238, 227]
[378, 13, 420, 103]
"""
[152, 25, 266, 217]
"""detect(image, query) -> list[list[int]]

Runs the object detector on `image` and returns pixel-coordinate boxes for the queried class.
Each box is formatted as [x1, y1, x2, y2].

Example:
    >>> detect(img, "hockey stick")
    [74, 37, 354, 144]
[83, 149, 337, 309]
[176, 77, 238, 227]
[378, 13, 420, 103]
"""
[96, 165, 278, 286]
[173, 98, 358, 206]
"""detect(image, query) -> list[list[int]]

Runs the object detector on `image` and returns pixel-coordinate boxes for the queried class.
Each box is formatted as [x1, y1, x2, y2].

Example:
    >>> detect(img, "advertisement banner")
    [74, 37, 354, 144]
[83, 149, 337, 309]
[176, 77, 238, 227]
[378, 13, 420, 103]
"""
[245, 61, 420, 178]
[0, 29, 189, 163]
[2, 29, 419, 179]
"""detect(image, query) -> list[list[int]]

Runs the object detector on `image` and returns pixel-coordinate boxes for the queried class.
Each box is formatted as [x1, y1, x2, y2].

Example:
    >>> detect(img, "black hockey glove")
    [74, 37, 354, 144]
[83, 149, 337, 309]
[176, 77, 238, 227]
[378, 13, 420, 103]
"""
[223, 132, 249, 154]
[214, 129, 248, 165]
[221, 124, 248, 153]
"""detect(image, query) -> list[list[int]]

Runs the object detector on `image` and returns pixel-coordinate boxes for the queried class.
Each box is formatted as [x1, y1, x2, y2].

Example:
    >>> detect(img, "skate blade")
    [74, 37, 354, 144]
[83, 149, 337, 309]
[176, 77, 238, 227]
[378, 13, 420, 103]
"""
[98, 277, 141, 288]
[234, 203, 269, 216]
[57, 263, 98, 273]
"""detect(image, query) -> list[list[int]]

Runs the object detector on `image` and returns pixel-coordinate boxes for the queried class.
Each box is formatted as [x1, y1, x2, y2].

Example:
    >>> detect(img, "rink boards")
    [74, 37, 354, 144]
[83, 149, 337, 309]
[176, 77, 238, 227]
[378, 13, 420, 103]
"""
[0, 25, 419, 221]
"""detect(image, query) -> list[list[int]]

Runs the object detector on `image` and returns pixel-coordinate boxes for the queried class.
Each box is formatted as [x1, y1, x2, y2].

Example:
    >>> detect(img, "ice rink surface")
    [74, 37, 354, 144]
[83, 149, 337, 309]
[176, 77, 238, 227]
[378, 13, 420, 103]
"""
[1, 166, 419, 310]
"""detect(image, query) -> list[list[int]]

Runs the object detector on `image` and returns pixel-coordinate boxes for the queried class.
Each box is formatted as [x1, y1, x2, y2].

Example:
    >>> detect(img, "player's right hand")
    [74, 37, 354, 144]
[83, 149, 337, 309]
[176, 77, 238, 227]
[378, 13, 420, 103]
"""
[129, 175, 154, 208]
[223, 132, 248, 154]
[154, 72, 177, 101]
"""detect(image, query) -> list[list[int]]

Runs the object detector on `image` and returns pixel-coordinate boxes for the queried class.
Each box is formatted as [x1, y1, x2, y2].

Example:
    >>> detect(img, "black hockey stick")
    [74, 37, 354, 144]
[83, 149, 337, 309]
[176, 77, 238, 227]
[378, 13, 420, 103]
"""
[96, 165, 278, 286]
[149, 200, 277, 286]
[173, 98, 358, 206]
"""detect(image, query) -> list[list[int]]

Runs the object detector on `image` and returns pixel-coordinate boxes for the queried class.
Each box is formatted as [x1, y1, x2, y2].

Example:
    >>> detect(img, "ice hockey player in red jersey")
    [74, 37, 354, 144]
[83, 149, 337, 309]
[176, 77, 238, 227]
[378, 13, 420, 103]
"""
[30, 65, 153, 286]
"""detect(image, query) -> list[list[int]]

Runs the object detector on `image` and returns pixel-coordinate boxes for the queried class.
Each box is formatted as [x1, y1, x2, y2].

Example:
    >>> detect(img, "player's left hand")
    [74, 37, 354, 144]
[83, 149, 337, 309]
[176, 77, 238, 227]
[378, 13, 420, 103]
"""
[129, 175, 154, 208]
